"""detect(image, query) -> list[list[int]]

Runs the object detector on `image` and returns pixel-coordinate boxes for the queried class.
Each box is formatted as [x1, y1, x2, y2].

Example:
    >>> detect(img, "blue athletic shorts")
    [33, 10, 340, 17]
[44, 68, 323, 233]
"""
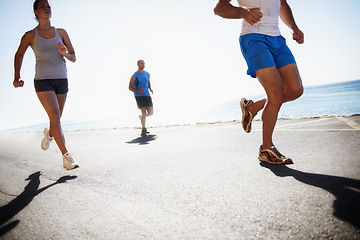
[239, 33, 296, 78]
[34, 78, 69, 94]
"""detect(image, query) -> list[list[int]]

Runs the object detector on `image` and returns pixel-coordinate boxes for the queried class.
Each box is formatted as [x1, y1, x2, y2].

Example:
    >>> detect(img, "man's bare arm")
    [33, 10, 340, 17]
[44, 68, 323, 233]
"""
[280, 0, 304, 44]
[214, 0, 262, 25]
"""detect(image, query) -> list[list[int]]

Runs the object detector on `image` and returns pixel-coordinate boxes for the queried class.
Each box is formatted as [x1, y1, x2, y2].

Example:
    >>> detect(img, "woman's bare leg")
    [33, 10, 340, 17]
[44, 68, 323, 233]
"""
[37, 91, 68, 155]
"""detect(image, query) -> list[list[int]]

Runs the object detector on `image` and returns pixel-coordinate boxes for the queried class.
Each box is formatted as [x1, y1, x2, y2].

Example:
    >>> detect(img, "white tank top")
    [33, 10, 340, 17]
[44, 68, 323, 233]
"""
[237, 0, 281, 36]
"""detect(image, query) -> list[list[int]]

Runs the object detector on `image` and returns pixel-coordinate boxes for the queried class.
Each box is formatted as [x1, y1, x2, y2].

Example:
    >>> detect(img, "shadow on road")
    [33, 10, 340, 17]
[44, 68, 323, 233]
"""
[0, 171, 77, 236]
[126, 134, 157, 145]
[260, 162, 360, 228]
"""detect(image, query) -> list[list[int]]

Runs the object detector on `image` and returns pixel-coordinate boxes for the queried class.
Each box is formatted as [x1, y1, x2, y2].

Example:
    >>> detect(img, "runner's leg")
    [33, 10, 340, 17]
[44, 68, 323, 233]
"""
[146, 106, 153, 117]
[37, 91, 68, 155]
[255, 66, 284, 149]
[279, 63, 303, 102]
[248, 63, 303, 117]
[140, 107, 147, 129]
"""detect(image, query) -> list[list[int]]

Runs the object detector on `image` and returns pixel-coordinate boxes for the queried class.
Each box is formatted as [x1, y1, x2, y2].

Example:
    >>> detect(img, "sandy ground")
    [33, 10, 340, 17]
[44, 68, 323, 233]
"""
[1, 116, 360, 239]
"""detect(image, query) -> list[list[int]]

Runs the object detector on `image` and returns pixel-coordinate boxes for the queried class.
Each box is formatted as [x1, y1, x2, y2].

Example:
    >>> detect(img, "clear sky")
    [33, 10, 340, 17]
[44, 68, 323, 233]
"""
[1, 0, 360, 131]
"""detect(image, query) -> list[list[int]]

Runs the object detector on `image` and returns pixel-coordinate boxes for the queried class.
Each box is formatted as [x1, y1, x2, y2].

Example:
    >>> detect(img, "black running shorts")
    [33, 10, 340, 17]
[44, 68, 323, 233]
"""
[135, 96, 153, 109]
[34, 78, 69, 94]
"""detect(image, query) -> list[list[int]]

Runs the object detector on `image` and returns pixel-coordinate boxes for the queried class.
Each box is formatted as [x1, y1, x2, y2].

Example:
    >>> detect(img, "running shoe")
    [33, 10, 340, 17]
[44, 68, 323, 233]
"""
[240, 98, 256, 133]
[41, 128, 53, 150]
[258, 145, 293, 164]
[141, 128, 149, 135]
[63, 152, 79, 170]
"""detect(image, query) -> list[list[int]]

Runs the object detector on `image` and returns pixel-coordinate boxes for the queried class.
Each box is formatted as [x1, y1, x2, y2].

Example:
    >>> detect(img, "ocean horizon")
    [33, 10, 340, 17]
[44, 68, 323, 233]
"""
[2, 80, 360, 133]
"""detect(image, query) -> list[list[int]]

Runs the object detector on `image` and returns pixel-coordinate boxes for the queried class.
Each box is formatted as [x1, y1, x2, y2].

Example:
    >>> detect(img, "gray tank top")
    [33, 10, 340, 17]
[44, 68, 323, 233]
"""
[33, 27, 67, 80]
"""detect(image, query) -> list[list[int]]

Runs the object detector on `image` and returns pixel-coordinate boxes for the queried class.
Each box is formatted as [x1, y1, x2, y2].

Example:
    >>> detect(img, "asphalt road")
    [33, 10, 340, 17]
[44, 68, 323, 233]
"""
[1, 116, 359, 239]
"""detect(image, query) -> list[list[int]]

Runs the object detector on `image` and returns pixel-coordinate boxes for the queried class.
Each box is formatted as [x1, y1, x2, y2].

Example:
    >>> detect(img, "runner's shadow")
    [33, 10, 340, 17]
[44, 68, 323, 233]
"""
[260, 162, 360, 228]
[0, 171, 77, 236]
[126, 134, 157, 145]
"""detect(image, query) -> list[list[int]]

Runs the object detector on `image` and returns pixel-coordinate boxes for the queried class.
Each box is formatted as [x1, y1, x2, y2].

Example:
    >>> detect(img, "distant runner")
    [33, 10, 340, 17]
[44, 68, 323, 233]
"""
[214, 0, 304, 164]
[129, 60, 154, 135]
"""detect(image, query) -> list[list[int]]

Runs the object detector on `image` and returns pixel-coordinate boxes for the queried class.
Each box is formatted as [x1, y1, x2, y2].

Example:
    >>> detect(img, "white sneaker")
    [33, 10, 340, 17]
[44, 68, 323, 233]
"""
[41, 128, 53, 150]
[63, 152, 79, 170]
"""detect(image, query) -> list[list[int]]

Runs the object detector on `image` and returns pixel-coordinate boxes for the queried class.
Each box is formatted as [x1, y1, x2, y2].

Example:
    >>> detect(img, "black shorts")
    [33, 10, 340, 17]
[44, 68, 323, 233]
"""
[135, 96, 153, 109]
[34, 78, 69, 94]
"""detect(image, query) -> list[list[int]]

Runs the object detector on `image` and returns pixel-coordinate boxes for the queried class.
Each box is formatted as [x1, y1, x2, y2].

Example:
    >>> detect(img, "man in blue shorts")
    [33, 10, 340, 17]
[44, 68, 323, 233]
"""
[214, 0, 304, 164]
[129, 60, 154, 135]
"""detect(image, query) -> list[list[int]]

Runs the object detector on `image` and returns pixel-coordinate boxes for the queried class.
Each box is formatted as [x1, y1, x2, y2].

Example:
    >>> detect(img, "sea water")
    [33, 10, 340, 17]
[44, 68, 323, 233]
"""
[196, 79, 360, 122]
[278, 79, 360, 118]
[3, 80, 360, 132]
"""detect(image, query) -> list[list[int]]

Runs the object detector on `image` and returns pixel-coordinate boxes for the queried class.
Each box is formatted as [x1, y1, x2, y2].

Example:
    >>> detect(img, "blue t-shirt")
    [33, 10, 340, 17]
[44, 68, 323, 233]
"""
[133, 71, 150, 97]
